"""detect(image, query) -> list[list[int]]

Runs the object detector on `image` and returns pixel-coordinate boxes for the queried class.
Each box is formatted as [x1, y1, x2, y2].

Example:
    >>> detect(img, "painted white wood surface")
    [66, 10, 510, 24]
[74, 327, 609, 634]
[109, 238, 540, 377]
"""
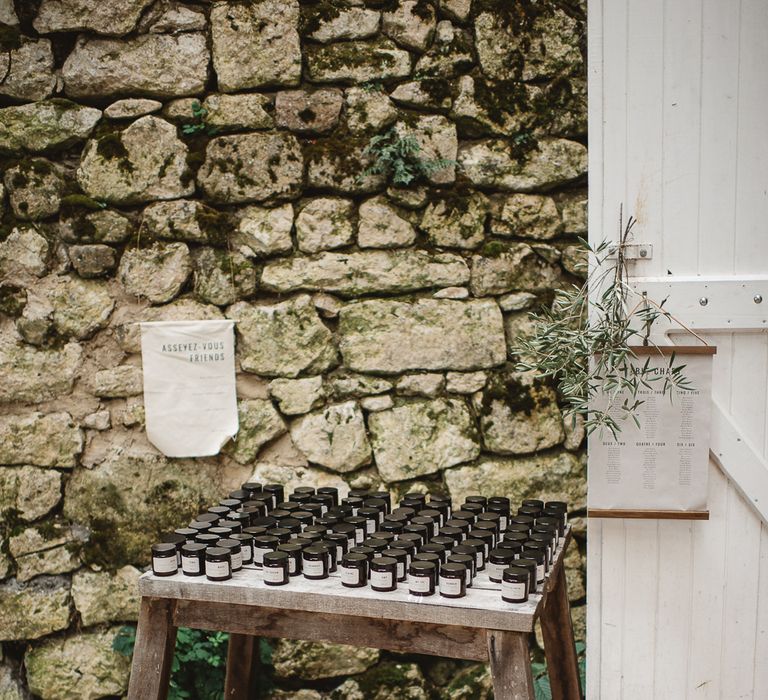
[587, 0, 768, 697]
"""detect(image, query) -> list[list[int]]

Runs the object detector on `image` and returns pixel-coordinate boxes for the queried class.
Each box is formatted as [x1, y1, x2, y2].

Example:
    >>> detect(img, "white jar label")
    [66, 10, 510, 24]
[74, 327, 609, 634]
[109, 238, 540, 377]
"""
[181, 556, 200, 574]
[240, 545, 253, 564]
[341, 566, 361, 585]
[475, 552, 483, 568]
[231, 551, 242, 570]
[439, 577, 462, 595]
[263, 566, 286, 583]
[397, 562, 405, 579]
[365, 520, 375, 534]
[499, 516, 508, 531]
[370, 569, 394, 589]
[176, 551, 181, 566]
[537, 564, 545, 582]
[409, 576, 431, 594]
[354, 528, 364, 544]
[303, 559, 325, 577]
[206, 560, 229, 578]
[502, 580, 527, 601]
[335, 545, 343, 561]
[465, 569, 472, 585]
[253, 547, 270, 564]
[153, 556, 177, 574]
[487, 563, 505, 581]
[288, 557, 297, 574]
[431, 522, 439, 537]
[320, 505, 327, 515]
[483, 543, 489, 557]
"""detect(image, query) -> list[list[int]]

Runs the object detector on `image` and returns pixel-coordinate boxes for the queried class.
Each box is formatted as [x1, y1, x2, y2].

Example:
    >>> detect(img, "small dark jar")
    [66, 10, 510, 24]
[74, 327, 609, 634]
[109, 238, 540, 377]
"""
[447, 553, 475, 587]
[252, 535, 279, 565]
[408, 561, 437, 597]
[369, 556, 397, 592]
[487, 548, 516, 583]
[502, 566, 530, 604]
[216, 539, 243, 572]
[180, 543, 206, 577]
[277, 542, 303, 576]
[205, 546, 231, 582]
[381, 548, 408, 581]
[151, 543, 178, 577]
[303, 545, 329, 580]
[231, 533, 254, 565]
[439, 562, 467, 599]
[262, 551, 289, 586]
[340, 552, 368, 588]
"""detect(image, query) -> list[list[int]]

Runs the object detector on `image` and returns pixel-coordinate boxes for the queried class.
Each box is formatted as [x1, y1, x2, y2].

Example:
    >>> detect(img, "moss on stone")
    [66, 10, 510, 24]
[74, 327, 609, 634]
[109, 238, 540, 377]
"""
[299, 0, 344, 37]
[59, 194, 105, 211]
[0, 23, 22, 52]
[96, 132, 134, 175]
[480, 240, 509, 258]
[0, 282, 26, 317]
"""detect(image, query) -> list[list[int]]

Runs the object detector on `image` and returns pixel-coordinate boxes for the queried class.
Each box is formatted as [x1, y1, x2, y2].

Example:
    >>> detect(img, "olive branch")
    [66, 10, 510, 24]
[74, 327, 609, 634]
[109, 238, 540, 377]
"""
[513, 211, 697, 437]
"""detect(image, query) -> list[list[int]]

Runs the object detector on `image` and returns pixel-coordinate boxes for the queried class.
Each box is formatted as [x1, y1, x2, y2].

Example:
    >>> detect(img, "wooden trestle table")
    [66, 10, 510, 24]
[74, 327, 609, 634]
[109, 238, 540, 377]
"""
[127, 530, 582, 700]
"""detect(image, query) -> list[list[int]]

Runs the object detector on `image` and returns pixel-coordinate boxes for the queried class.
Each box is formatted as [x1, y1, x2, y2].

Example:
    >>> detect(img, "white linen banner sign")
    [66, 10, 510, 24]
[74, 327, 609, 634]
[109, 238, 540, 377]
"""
[140, 320, 238, 458]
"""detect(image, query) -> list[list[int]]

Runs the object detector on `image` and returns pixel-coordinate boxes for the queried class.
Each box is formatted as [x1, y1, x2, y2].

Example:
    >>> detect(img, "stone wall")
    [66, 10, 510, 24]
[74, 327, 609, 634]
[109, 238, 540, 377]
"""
[0, 0, 587, 697]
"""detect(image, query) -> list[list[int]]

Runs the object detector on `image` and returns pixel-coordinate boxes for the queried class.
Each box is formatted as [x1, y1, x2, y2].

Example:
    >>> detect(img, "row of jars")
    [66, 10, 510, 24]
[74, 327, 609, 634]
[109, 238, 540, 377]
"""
[151, 483, 568, 605]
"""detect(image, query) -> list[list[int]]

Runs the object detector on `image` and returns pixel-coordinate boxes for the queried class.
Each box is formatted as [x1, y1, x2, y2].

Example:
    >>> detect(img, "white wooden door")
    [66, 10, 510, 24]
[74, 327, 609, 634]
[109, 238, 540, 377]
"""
[587, 0, 768, 697]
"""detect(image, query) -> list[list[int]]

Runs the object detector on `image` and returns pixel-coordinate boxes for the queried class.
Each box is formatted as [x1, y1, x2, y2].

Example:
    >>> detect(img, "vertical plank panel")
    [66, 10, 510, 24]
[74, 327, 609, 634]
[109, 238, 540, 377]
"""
[624, 0, 665, 278]
[620, 520, 659, 697]
[696, 0, 741, 274]
[660, 0, 703, 275]
[753, 525, 768, 697]
[719, 487, 761, 698]
[733, 0, 768, 274]
[586, 518, 603, 698]
[599, 519, 626, 699]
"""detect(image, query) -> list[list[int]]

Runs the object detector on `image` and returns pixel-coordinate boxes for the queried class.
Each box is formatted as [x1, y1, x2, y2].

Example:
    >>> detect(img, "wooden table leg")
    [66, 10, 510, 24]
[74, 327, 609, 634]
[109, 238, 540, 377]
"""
[224, 633, 260, 699]
[539, 566, 584, 700]
[127, 597, 177, 700]
[487, 630, 535, 700]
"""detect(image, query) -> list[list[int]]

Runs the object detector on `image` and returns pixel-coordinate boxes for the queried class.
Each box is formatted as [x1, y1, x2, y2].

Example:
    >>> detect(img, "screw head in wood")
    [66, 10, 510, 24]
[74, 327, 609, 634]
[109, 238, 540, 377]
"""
[755, 294, 763, 304]
[699, 297, 708, 306]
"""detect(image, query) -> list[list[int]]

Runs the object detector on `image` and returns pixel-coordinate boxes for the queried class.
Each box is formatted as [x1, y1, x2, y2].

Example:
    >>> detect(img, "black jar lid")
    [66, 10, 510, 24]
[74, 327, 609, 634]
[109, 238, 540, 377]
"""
[311, 493, 335, 508]
[304, 523, 330, 535]
[229, 489, 250, 502]
[391, 506, 416, 519]
[205, 546, 229, 560]
[229, 511, 252, 524]
[196, 533, 220, 545]
[398, 532, 423, 546]
[537, 515, 561, 528]
[412, 515, 437, 529]
[357, 506, 379, 519]
[370, 556, 397, 571]
[342, 552, 368, 567]
[420, 543, 447, 559]
[400, 498, 424, 510]
[468, 530, 494, 547]
[509, 515, 535, 528]
[276, 501, 302, 512]
[504, 566, 530, 582]
[438, 526, 462, 543]
[263, 550, 289, 565]
[316, 486, 339, 502]
[348, 545, 375, 560]
[447, 553, 473, 570]
[515, 558, 538, 585]
[303, 545, 328, 559]
[452, 544, 477, 558]
[384, 511, 409, 524]
[195, 512, 220, 523]
[208, 505, 230, 517]
[328, 504, 353, 518]
[161, 533, 186, 547]
[152, 543, 177, 556]
[518, 505, 542, 519]
[504, 532, 529, 546]
[545, 501, 568, 512]
[523, 546, 546, 564]
[241, 481, 263, 494]
[381, 548, 407, 562]
[266, 527, 292, 542]
[477, 511, 501, 525]
[348, 488, 370, 498]
[263, 484, 284, 497]
[451, 510, 477, 523]
[293, 537, 315, 550]
[413, 552, 440, 566]
[293, 486, 316, 495]
[389, 540, 415, 555]
[361, 537, 388, 551]
[250, 516, 277, 529]
[429, 493, 451, 504]
[181, 542, 206, 555]
[403, 491, 426, 503]
[290, 492, 313, 505]
[522, 499, 545, 509]
[208, 526, 233, 538]
[280, 518, 302, 534]
[440, 562, 466, 578]
[174, 528, 197, 540]
[278, 542, 302, 555]
[298, 531, 324, 544]
[343, 516, 367, 529]
[342, 496, 365, 508]
[379, 520, 404, 534]
[218, 519, 242, 532]
[472, 521, 498, 536]
[489, 548, 516, 563]
[461, 502, 485, 516]
[445, 518, 471, 531]
[220, 498, 241, 510]
[506, 521, 531, 533]
[418, 508, 442, 521]
[403, 523, 429, 538]
[426, 535, 452, 550]
[486, 501, 510, 517]
[292, 511, 314, 526]
[463, 537, 486, 550]
[316, 515, 340, 527]
[240, 501, 267, 515]
[216, 538, 241, 551]
[270, 509, 292, 521]
[253, 535, 279, 547]
[325, 532, 349, 548]
[331, 522, 356, 537]
[497, 540, 523, 555]
[409, 560, 436, 575]
[465, 495, 487, 506]
[489, 496, 511, 506]
[242, 526, 268, 537]
[428, 500, 450, 518]
[368, 491, 391, 506]
[370, 531, 396, 543]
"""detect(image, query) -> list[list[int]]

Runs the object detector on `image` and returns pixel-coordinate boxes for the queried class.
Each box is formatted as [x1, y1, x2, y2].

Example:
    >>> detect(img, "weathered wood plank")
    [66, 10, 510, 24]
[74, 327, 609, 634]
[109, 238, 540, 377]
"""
[127, 597, 177, 700]
[540, 567, 584, 700]
[224, 634, 259, 700]
[175, 601, 489, 661]
[588, 509, 710, 520]
[487, 630, 534, 700]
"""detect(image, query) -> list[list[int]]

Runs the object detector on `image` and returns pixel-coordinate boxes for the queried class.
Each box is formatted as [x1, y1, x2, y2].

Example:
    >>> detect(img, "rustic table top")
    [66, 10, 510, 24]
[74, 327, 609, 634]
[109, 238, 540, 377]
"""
[140, 530, 571, 633]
